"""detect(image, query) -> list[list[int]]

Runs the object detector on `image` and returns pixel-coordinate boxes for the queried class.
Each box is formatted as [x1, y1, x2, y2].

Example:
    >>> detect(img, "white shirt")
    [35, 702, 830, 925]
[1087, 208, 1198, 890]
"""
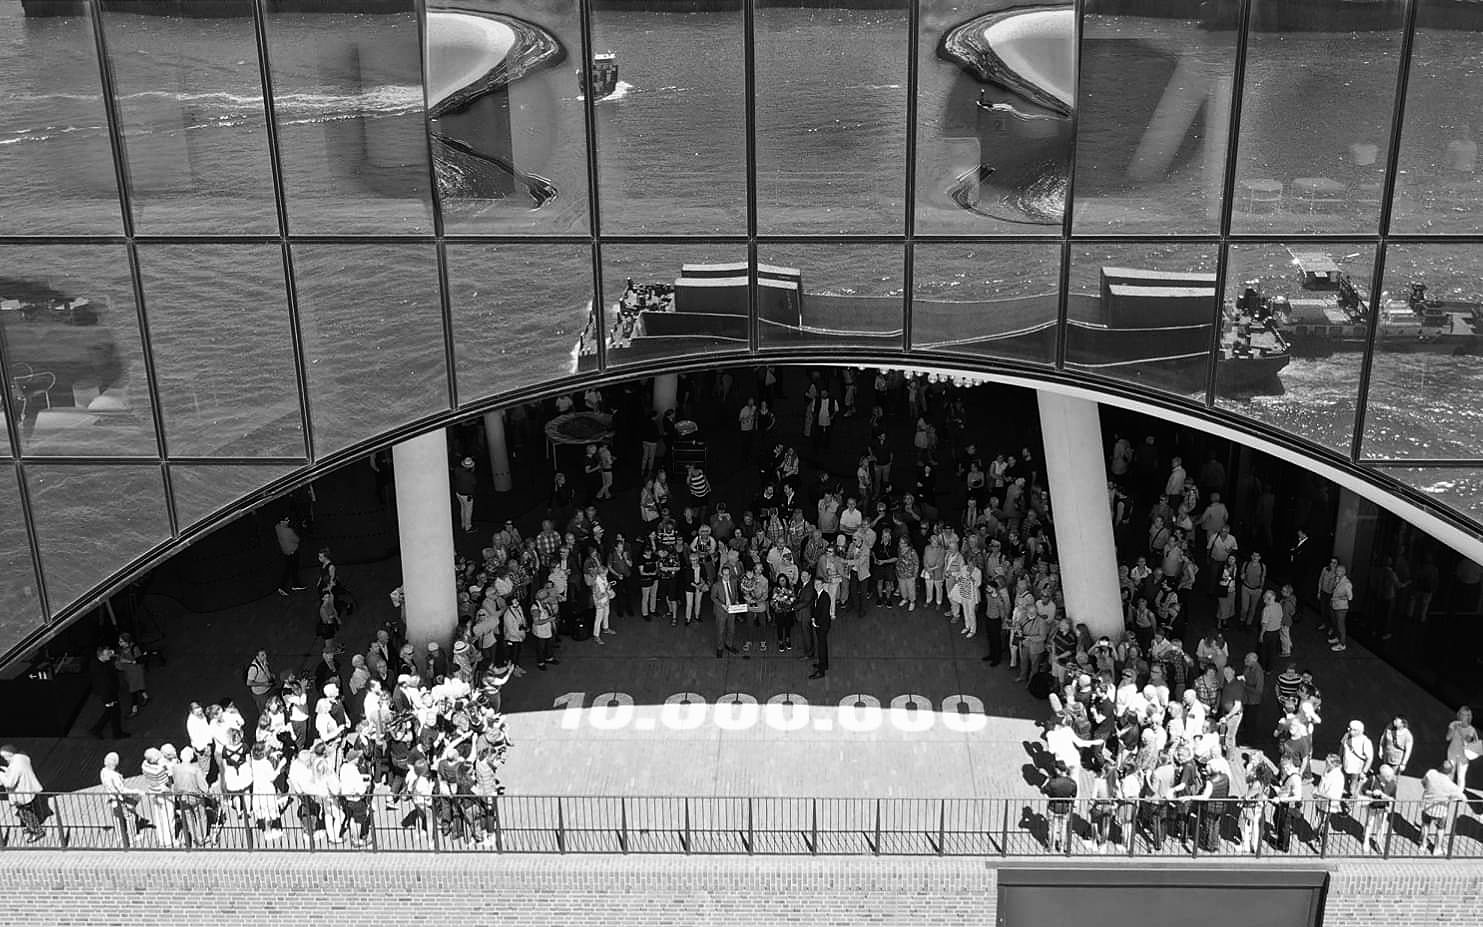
[100, 766, 129, 796]
[1045, 726, 1087, 770]
[187, 713, 213, 752]
[1342, 733, 1374, 775]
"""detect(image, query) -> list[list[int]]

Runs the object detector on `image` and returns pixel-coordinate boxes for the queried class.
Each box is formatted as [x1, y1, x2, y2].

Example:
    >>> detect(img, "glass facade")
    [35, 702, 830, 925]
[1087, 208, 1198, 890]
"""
[4, 0, 1483, 659]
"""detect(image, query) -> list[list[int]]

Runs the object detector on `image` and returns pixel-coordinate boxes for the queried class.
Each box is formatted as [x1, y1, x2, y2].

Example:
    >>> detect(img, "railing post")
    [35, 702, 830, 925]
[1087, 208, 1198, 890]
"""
[1381, 804, 1394, 860]
[810, 799, 818, 856]
[1064, 802, 1072, 857]
[1127, 801, 1136, 858]
[431, 800, 443, 853]
[242, 797, 255, 850]
[366, 794, 379, 852]
[938, 799, 946, 857]
[873, 799, 881, 857]
[1319, 804, 1330, 859]
[1446, 802, 1459, 859]
[620, 798, 629, 854]
[683, 798, 691, 854]
[1000, 799, 1009, 857]
[1191, 803, 1202, 860]
[556, 797, 566, 854]
[746, 798, 754, 855]
[1255, 801, 1266, 858]
[52, 795, 68, 848]
[493, 796, 504, 853]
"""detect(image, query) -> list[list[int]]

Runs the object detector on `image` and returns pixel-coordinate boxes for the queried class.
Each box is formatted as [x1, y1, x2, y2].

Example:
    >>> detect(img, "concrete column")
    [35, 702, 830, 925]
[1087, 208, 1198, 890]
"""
[653, 373, 678, 415]
[1037, 391, 1124, 639]
[392, 430, 459, 651]
[1332, 488, 1364, 573]
[1204, 70, 1234, 225]
[483, 409, 514, 493]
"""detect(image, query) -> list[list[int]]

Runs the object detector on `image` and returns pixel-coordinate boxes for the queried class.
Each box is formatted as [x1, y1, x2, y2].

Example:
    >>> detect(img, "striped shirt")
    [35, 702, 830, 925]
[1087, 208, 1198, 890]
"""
[1274, 671, 1303, 709]
[688, 469, 711, 499]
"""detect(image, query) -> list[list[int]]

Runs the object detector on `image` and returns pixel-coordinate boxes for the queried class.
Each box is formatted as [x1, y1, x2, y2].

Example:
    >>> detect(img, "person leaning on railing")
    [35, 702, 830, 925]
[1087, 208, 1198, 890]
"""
[1421, 760, 1466, 856]
[99, 750, 146, 847]
[173, 746, 212, 848]
[1272, 755, 1305, 853]
[1359, 764, 1397, 855]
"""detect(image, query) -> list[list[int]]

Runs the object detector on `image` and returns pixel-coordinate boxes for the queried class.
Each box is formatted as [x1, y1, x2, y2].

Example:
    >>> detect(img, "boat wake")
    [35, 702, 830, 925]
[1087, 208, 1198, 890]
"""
[574, 80, 638, 103]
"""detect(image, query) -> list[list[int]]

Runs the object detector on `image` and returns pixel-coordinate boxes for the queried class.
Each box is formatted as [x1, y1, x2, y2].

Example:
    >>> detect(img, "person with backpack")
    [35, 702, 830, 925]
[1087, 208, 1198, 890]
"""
[245, 648, 276, 712]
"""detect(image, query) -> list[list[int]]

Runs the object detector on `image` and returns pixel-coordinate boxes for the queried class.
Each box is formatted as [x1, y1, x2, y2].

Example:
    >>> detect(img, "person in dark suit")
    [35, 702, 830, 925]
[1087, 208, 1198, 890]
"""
[711, 564, 741, 658]
[793, 569, 817, 659]
[809, 575, 833, 679]
[87, 645, 127, 739]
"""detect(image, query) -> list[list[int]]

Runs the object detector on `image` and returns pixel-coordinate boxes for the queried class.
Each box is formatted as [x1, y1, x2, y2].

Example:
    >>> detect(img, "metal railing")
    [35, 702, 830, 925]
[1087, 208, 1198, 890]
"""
[2, 792, 1479, 858]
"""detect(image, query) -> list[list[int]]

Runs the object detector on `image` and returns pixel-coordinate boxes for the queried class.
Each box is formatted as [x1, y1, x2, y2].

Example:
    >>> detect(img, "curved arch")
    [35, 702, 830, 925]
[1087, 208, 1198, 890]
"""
[7, 351, 1481, 667]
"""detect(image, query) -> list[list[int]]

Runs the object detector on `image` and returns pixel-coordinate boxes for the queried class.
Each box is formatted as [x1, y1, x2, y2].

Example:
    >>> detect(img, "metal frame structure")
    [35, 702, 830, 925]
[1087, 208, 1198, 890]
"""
[2, 0, 1481, 659]
[3, 791, 1478, 861]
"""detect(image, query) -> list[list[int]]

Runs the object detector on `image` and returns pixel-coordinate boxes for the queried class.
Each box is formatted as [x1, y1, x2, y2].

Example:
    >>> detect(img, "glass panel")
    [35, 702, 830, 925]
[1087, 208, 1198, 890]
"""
[27, 464, 170, 617]
[1071, 4, 1238, 234]
[598, 244, 749, 369]
[756, 0, 908, 233]
[448, 243, 593, 403]
[1376, 466, 1483, 524]
[1229, 0, 1405, 235]
[592, 0, 746, 234]
[1362, 243, 1483, 460]
[916, 0, 1072, 234]
[171, 462, 296, 531]
[1389, 1, 1483, 234]
[137, 244, 305, 458]
[1064, 242, 1218, 401]
[263, 5, 434, 234]
[910, 242, 1059, 364]
[756, 243, 903, 350]
[1214, 243, 1370, 451]
[291, 243, 447, 456]
[426, 0, 589, 234]
[101, 1, 278, 235]
[0, 4, 122, 234]
[0, 245, 159, 457]
[0, 465, 44, 651]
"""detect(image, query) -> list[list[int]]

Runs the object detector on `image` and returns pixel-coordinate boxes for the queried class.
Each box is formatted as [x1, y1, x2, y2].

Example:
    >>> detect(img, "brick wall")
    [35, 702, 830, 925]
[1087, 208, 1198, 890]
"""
[0, 852, 1477, 926]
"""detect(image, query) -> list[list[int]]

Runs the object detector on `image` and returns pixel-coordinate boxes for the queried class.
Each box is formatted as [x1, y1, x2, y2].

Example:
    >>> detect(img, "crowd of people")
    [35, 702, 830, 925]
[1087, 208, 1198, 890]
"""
[19, 365, 1477, 854]
[72, 550, 517, 849]
[1033, 440, 1481, 855]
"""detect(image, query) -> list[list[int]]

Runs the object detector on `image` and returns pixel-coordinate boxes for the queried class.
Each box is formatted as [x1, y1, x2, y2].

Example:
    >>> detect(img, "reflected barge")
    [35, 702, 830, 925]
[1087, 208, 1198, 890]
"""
[572, 263, 1286, 394]
[1239, 251, 1483, 356]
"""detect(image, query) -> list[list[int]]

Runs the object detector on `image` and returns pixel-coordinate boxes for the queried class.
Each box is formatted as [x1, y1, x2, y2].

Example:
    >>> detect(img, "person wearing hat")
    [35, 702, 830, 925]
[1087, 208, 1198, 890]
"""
[1341, 719, 1375, 811]
[453, 456, 477, 532]
[425, 641, 449, 681]
[452, 639, 476, 680]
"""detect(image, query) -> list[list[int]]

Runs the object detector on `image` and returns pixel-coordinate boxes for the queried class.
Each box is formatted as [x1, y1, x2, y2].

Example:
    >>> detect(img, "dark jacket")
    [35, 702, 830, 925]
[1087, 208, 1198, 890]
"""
[90, 655, 121, 702]
[811, 588, 833, 632]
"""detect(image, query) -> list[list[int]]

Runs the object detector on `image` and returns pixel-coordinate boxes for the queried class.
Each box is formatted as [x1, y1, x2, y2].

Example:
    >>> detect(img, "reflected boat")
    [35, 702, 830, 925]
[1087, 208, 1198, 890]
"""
[0, 283, 133, 441]
[571, 263, 1281, 394]
[1238, 250, 1483, 356]
[579, 52, 620, 101]
[1067, 267, 1290, 393]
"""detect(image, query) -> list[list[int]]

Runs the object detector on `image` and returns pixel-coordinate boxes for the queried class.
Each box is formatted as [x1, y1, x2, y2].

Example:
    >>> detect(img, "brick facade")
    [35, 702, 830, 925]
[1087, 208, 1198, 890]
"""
[0, 852, 1476, 926]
